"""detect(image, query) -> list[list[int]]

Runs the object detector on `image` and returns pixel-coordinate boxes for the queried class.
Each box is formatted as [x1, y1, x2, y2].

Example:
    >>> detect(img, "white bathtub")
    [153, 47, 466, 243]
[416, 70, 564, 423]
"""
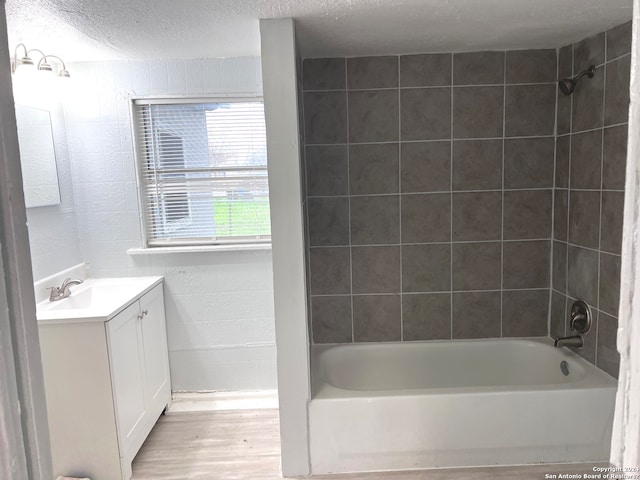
[309, 338, 617, 474]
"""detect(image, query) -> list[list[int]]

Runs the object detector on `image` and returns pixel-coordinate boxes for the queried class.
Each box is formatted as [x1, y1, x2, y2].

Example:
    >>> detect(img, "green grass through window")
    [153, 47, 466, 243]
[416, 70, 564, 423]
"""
[213, 197, 271, 237]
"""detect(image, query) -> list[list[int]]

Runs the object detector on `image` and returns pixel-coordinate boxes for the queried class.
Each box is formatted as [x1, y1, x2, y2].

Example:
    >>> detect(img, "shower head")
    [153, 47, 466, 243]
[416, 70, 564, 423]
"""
[558, 78, 576, 96]
[558, 65, 596, 96]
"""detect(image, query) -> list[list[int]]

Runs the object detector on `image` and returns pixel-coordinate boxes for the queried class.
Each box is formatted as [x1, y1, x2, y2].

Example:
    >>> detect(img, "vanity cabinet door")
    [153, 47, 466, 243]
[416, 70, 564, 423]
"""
[139, 284, 171, 415]
[106, 302, 147, 462]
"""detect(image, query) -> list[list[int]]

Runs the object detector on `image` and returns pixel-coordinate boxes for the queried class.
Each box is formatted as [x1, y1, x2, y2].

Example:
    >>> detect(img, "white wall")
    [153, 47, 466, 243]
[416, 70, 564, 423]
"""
[20, 102, 83, 281]
[261, 19, 311, 476]
[62, 57, 277, 391]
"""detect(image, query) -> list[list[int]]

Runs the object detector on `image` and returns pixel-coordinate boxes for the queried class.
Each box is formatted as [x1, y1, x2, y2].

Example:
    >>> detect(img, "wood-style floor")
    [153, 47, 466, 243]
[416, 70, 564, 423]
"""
[132, 409, 605, 479]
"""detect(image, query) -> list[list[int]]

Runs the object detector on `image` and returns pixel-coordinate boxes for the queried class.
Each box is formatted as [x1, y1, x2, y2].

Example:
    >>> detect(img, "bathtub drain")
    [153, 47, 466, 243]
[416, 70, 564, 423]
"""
[560, 360, 570, 376]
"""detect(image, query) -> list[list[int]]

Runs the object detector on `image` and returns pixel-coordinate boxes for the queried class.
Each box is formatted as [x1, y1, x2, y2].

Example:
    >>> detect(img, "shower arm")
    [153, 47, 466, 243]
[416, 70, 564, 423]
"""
[573, 65, 596, 82]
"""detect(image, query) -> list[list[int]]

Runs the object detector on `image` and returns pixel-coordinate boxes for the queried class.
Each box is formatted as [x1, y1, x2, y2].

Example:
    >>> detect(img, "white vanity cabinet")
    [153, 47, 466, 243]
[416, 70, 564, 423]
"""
[38, 279, 171, 480]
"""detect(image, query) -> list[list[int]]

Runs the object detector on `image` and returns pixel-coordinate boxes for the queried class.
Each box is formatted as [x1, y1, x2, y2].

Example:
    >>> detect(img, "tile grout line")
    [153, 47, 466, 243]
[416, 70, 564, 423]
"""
[595, 34, 609, 366]
[605, 50, 632, 64]
[345, 58, 355, 344]
[310, 240, 618, 256]
[450, 52, 454, 340]
[500, 52, 506, 338]
[302, 80, 559, 94]
[398, 56, 404, 342]
[306, 186, 563, 198]
[552, 187, 625, 193]
[563, 44, 574, 338]
[310, 287, 552, 297]
[300, 61, 315, 347]
[550, 287, 620, 318]
[304, 133, 558, 147]
[556, 120, 629, 137]
[306, 186, 622, 201]
[302, 121, 625, 146]
[312, 309, 617, 346]
[309, 237, 558, 248]
[306, 187, 622, 200]
[548, 47, 559, 339]
[303, 139, 312, 344]
[300, 50, 630, 93]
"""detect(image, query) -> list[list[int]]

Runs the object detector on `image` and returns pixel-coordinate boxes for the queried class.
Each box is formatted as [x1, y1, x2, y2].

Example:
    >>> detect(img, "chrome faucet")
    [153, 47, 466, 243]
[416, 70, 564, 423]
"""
[48, 277, 83, 302]
[554, 300, 592, 349]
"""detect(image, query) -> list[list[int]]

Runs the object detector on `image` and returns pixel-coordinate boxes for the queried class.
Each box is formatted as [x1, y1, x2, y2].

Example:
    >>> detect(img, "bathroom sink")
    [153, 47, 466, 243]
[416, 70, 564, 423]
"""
[46, 284, 135, 311]
[46, 287, 95, 310]
[37, 276, 163, 323]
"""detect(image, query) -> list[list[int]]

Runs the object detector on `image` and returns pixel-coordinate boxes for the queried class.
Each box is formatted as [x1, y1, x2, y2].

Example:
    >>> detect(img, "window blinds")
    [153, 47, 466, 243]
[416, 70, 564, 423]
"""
[132, 99, 270, 246]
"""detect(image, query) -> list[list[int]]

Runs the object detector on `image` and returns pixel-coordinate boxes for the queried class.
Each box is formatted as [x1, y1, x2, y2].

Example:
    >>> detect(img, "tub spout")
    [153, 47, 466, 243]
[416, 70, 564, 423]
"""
[554, 335, 584, 348]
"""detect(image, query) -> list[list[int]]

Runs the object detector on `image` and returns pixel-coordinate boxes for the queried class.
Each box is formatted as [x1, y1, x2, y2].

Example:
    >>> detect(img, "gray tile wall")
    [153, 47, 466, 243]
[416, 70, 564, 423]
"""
[551, 21, 631, 378]
[302, 49, 558, 345]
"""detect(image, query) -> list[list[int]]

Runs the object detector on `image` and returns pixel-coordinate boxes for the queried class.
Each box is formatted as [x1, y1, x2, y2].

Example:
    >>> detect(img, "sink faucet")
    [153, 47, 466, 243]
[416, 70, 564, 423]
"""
[48, 277, 83, 302]
[554, 335, 584, 348]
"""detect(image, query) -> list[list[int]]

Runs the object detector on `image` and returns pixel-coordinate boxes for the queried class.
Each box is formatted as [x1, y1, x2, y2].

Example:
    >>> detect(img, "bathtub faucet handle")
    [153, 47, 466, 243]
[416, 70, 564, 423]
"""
[569, 300, 592, 334]
[554, 300, 593, 349]
[571, 313, 587, 332]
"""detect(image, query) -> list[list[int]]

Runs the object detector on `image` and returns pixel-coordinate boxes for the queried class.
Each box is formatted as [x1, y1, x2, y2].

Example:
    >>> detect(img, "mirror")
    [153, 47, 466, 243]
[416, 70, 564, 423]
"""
[15, 105, 61, 208]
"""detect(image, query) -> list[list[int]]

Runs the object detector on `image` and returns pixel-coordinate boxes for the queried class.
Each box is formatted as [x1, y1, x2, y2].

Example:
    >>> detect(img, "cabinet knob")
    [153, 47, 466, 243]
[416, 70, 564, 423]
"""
[142, 309, 148, 317]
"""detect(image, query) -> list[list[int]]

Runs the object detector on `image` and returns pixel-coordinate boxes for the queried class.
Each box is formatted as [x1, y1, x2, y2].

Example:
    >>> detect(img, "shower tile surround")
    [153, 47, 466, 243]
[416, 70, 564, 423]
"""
[551, 22, 631, 378]
[303, 50, 557, 345]
[303, 20, 630, 376]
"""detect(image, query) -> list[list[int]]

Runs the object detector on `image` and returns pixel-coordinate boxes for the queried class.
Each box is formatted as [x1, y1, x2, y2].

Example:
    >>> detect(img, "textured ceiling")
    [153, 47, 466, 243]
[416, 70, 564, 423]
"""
[6, 0, 634, 61]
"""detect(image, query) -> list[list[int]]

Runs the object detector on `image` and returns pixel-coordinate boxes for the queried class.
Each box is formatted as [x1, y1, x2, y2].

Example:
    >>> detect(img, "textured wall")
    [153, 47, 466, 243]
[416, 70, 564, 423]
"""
[63, 57, 277, 391]
[21, 102, 83, 281]
[302, 50, 557, 344]
[551, 22, 631, 378]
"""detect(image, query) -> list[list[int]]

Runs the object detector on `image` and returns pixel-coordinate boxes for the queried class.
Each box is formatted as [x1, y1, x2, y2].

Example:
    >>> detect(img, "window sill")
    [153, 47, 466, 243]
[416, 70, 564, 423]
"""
[127, 244, 272, 255]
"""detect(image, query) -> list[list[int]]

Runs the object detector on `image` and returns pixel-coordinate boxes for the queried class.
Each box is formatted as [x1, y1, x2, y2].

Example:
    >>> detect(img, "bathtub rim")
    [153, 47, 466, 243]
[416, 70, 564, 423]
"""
[310, 337, 618, 400]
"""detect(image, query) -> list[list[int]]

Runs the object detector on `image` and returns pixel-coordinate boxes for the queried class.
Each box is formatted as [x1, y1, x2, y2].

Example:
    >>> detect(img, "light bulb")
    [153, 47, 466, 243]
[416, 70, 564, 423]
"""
[14, 58, 35, 75]
[13, 62, 39, 82]
[38, 61, 54, 74]
[17, 55, 34, 67]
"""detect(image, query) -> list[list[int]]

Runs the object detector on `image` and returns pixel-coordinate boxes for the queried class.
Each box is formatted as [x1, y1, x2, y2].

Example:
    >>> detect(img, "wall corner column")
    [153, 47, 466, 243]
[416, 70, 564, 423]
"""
[260, 18, 311, 477]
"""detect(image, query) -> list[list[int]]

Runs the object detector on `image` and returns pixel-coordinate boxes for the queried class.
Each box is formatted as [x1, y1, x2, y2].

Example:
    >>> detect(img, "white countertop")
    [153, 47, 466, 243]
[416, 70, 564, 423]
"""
[37, 276, 164, 324]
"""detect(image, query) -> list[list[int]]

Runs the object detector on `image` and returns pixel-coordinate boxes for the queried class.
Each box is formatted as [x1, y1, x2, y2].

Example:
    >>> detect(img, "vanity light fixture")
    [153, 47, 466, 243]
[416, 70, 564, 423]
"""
[11, 43, 71, 78]
[12, 43, 40, 73]
[38, 55, 71, 78]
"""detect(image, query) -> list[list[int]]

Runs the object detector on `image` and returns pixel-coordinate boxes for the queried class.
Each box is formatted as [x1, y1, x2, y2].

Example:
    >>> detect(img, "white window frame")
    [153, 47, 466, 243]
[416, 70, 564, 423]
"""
[130, 95, 271, 249]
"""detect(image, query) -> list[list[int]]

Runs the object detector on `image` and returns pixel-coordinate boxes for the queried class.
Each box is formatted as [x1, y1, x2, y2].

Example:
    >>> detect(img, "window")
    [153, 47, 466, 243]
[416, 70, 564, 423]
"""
[156, 131, 189, 228]
[132, 98, 270, 247]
